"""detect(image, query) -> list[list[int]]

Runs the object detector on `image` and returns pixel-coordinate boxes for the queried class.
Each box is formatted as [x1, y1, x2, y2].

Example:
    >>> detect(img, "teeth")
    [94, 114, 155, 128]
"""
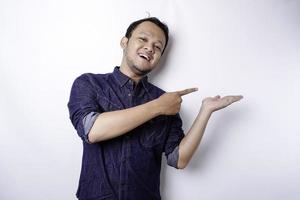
[139, 53, 150, 61]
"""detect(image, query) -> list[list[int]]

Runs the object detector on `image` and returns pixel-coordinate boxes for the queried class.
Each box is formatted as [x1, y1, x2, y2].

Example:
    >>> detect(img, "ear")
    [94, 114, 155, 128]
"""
[120, 37, 128, 49]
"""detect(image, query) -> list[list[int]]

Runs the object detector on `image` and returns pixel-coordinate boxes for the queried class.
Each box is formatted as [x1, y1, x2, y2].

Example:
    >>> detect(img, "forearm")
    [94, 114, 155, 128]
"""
[177, 106, 212, 169]
[88, 99, 161, 143]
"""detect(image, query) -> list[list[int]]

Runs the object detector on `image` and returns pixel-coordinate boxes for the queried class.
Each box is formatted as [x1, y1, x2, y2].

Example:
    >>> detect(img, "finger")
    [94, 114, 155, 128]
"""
[224, 95, 243, 104]
[177, 87, 198, 96]
[231, 95, 243, 101]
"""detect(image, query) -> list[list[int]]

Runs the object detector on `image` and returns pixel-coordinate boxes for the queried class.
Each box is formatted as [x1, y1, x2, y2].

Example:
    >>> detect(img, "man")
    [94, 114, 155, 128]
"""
[68, 17, 243, 200]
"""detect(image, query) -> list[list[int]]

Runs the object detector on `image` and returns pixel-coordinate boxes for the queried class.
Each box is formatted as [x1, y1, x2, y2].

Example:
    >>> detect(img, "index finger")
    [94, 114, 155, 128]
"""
[177, 87, 198, 96]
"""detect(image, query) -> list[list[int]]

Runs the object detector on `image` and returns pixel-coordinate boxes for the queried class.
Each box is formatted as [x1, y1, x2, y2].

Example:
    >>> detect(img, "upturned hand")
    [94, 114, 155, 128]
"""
[201, 95, 243, 113]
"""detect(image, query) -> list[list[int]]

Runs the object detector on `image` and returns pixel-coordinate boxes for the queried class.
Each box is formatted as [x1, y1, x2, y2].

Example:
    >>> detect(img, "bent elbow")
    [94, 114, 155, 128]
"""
[87, 132, 97, 144]
[177, 160, 188, 169]
[87, 130, 104, 144]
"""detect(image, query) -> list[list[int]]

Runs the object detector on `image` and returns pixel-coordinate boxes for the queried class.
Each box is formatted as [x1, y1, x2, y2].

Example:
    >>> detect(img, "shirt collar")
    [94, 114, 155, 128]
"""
[113, 66, 150, 91]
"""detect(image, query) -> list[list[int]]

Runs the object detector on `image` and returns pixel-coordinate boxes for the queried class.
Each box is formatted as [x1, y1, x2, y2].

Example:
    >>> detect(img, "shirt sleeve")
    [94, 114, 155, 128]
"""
[82, 111, 100, 140]
[164, 113, 185, 168]
[67, 74, 104, 143]
[166, 146, 180, 168]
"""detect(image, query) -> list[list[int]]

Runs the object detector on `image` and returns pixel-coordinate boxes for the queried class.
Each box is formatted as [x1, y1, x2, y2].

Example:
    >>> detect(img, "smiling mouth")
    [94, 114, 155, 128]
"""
[138, 53, 151, 62]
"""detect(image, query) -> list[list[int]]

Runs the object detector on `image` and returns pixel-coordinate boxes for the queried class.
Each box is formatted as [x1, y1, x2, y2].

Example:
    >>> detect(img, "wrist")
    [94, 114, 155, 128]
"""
[148, 99, 163, 116]
[199, 105, 213, 116]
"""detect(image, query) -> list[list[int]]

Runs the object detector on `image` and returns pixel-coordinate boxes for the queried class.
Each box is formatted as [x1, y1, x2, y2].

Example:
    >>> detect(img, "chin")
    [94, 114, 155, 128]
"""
[131, 64, 152, 76]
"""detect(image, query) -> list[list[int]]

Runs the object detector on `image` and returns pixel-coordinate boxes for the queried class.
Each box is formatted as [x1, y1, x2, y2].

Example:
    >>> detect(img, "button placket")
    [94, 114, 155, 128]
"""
[120, 78, 136, 198]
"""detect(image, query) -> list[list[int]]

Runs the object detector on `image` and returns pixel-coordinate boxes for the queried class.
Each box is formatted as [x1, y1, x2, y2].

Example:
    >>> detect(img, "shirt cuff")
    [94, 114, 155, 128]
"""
[82, 111, 100, 143]
[166, 145, 180, 169]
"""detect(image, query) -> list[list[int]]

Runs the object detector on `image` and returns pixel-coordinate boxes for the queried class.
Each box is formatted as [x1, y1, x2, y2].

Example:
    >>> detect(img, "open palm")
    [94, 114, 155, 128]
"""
[202, 95, 243, 112]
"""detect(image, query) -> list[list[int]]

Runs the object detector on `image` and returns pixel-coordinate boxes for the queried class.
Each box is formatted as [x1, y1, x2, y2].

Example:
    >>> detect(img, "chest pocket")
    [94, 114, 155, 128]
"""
[139, 115, 168, 150]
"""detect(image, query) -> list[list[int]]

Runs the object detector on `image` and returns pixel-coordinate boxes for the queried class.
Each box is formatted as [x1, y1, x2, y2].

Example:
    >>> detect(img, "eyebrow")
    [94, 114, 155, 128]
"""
[139, 32, 164, 46]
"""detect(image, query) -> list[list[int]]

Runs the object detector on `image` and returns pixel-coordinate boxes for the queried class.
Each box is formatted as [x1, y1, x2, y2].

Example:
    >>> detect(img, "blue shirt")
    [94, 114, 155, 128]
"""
[68, 66, 185, 200]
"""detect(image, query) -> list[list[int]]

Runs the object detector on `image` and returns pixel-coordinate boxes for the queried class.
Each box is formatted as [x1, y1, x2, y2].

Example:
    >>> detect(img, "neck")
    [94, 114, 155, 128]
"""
[119, 63, 144, 84]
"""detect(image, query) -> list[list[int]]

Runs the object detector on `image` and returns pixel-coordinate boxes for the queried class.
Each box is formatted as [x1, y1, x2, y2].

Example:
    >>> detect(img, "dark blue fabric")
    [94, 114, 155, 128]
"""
[68, 66, 185, 200]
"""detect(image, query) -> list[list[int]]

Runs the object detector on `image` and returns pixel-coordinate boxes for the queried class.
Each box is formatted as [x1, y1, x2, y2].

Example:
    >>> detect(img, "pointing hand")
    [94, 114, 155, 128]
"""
[156, 87, 198, 115]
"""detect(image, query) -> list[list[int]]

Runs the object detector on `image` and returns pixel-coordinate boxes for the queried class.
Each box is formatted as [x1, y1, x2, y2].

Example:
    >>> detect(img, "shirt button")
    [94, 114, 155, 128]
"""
[128, 93, 131, 96]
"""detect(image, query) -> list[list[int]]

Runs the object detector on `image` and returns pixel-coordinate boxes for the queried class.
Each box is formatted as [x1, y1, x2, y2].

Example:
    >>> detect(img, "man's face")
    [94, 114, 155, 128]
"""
[121, 21, 166, 76]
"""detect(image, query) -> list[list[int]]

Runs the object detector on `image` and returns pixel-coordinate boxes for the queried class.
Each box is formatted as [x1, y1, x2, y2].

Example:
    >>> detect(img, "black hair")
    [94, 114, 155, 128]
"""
[125, 17, 169, 54]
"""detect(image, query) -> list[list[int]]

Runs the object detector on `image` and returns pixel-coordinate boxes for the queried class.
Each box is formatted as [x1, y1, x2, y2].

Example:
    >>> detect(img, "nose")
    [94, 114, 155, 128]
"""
[144, 43, 154, 53]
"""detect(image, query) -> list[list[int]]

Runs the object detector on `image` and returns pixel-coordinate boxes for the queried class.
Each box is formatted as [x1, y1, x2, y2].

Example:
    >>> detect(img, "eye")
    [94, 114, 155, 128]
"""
[155, 45, 162, 51]
[139, 37, 147, 42]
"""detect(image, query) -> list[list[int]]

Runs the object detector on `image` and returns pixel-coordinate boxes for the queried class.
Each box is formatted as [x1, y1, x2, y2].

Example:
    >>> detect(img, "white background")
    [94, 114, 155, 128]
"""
[1, 0, 300, 199]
